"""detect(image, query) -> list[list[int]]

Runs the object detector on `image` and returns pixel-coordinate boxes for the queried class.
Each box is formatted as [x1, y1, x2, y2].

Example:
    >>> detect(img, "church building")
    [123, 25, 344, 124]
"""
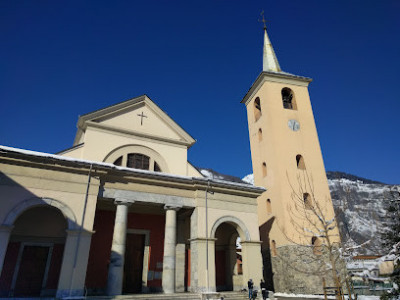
[0, 95, 264, 298]
[0, 22, 340, 298]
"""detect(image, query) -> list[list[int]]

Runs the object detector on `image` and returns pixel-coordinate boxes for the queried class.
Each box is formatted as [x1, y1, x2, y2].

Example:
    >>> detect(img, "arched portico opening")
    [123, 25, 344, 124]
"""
[211, 216, 250, 292]
[0, 204, 69, 297]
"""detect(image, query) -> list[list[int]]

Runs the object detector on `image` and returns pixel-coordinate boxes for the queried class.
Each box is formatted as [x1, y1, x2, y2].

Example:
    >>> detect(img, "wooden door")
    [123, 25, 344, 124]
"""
[14, 245, 50, 297]
[215, 249, 226, 291]
[123, 234, 145, 294]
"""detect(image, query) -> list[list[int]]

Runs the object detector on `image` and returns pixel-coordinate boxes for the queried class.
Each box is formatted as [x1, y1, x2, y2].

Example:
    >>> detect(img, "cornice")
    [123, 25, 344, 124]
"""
[241, 71, 313, 106]
[85, 121, 192, 148]
[0, 146, 265, 197]
[55, 143, 84, 155]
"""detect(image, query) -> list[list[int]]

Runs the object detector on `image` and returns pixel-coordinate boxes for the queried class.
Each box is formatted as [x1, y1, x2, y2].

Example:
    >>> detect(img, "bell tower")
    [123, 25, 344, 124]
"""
[241, 23, 340, 293]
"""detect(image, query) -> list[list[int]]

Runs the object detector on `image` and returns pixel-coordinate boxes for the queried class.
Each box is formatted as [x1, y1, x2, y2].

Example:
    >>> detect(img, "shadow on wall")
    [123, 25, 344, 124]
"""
[259, 216, 275, 292]
[0, 171, 91, 298]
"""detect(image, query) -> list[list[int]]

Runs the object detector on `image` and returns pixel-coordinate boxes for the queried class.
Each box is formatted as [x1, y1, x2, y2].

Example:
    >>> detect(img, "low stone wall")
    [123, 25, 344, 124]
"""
[270, 245, 347, 295]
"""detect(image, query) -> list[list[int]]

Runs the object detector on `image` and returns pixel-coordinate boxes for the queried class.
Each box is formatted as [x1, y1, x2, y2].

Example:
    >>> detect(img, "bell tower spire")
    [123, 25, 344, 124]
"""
[260, 12, 281, 72]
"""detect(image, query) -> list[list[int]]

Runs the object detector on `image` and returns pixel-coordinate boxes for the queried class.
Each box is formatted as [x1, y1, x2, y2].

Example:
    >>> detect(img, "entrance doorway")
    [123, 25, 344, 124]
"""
[214, 223, 241, 292]
[13, 245, 51, 297]
[123, 233, 145, 293]
[0, 205, 67, 297]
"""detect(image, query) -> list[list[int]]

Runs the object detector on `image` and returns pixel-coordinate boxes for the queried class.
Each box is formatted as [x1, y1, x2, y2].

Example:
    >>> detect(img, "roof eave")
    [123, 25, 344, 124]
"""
[0, 146, 265, 194]
[241, 71, 313, 105]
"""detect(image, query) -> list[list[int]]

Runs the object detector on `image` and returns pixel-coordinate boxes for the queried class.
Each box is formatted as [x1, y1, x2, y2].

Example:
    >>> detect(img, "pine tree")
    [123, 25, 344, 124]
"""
[380, 187, 400, 300]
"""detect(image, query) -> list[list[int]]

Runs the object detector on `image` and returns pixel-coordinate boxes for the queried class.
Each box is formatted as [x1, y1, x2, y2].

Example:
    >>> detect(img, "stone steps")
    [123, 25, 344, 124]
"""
[86, 293, 202, 300]
[86, 291, 250, 300]
[219, 291, 249, 299]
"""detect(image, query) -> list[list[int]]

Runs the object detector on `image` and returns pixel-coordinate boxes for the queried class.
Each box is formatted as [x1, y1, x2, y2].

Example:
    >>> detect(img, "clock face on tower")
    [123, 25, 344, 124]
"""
[288, 119, 300, 131]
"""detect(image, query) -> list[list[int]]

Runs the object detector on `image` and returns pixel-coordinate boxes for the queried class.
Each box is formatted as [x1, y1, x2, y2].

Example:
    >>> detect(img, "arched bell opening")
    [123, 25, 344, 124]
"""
[214, 223, 242, 292]
[0, 205, 67, 297]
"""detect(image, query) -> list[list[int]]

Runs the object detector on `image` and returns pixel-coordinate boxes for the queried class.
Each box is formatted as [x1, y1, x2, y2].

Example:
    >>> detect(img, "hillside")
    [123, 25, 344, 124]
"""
[240, 171, 397, 255]
[327, 171, 396, 255]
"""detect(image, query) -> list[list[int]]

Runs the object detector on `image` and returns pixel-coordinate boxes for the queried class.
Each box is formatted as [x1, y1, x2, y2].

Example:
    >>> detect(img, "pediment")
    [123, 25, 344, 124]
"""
[74, 95, 195, 147]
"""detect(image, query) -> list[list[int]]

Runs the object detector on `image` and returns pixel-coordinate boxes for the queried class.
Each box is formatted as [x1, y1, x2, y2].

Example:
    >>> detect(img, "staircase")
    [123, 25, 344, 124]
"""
[219, 291, 249, 299]
[86, 291, 251, 300]
[86, 293, 202, 300]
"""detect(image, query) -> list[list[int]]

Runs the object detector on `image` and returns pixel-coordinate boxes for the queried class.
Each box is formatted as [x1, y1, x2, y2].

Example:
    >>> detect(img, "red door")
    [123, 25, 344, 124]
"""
[14, 245, 50, 297]
[215, 250, 226, 290]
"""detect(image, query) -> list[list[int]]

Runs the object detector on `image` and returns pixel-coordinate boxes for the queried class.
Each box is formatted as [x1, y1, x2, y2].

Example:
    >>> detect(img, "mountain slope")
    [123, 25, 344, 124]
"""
[327, 172, 395, 255]
[242, 171, 397, 255]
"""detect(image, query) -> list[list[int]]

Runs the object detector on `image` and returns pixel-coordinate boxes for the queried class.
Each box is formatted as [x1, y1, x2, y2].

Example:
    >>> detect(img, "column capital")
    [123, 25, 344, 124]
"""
[164, 204, 182, 211]
[114, 199, 134, 206]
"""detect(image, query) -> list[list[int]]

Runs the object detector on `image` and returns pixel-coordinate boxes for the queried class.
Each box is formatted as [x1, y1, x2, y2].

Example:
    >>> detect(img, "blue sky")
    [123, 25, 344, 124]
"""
[1, 1, 399, 184]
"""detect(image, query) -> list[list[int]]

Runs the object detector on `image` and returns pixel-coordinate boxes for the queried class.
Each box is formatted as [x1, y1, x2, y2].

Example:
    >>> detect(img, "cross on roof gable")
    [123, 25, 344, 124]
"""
[73, 95, 196, 148]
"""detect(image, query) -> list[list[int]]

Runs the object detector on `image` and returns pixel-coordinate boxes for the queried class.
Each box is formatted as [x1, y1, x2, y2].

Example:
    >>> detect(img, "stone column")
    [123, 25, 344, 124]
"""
[0, 225, 13, 275]
[162, 205, 180, 293]
[106, 200, 132, 296]
[175, 217, 186, 292]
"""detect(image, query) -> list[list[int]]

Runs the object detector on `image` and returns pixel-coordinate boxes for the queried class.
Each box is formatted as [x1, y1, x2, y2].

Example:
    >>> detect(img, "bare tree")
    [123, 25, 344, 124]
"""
[273, 171, 353, 300]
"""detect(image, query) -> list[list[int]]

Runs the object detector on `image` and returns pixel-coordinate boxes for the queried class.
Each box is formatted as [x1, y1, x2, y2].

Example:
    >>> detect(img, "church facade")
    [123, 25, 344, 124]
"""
[0, 95, 264, 298]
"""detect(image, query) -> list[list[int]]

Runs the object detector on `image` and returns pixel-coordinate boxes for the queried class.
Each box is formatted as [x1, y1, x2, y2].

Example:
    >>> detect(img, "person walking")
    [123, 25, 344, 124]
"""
[260, 279, 267, 300]
[247, 279, 254, 299]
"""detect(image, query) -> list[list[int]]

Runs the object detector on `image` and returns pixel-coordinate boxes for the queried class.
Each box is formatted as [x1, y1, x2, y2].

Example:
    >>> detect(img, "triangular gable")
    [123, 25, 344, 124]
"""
[73, 95, 196, 147]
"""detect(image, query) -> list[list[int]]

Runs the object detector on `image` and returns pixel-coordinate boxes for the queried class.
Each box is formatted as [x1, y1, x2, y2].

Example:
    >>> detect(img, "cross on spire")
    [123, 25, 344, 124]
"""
[259, 11, 281, 73]
[137, 111, 147, 125]
[259, 10, 267, 29]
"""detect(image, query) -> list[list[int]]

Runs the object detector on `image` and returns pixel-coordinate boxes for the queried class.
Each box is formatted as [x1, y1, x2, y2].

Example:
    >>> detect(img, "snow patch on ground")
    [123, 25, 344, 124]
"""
[274, 293, 379, 300]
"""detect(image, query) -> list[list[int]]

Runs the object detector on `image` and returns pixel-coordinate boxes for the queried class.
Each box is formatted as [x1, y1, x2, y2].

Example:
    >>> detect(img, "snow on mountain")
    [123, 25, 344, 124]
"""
[326, 171, 397, 255]
[240, 171, 398, 255]
[198, 168, 249, 184]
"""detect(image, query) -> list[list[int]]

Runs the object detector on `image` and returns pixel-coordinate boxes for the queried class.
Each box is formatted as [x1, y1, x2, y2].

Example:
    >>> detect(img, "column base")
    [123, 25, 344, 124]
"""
[201, 291, 220, 300]
[56, 288, 85, 299]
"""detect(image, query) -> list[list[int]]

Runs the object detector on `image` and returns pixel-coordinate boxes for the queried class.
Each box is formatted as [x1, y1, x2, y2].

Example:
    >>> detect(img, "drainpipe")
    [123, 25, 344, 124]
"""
[68, 163, 93, 298]
[205, 179, 213, 293]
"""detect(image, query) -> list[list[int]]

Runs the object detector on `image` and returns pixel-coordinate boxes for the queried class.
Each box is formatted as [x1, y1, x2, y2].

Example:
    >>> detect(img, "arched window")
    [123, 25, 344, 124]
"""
[258, 128, 263, 142]
[312, 237, 322, 255]
[271, 240, 277, 257]
[303, 193, 313, 210]
[154, 162, 161, 172]
[282, 88, 296, 110]
[113, 153, 162, 172]
[266, 199, 272, 214]
[262, 162, 267, 177]
[127, 153, 150, 170]
[254, 97, 262, 121]
[296, 154, 306, 170]
[113, 156, 123, 166]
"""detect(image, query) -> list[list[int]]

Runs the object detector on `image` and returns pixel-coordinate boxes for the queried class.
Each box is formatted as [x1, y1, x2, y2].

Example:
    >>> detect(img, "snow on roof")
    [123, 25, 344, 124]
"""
[0, 145, 265, 192]
[199, 168, 250, 184]
[242, 173, 254, 185]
